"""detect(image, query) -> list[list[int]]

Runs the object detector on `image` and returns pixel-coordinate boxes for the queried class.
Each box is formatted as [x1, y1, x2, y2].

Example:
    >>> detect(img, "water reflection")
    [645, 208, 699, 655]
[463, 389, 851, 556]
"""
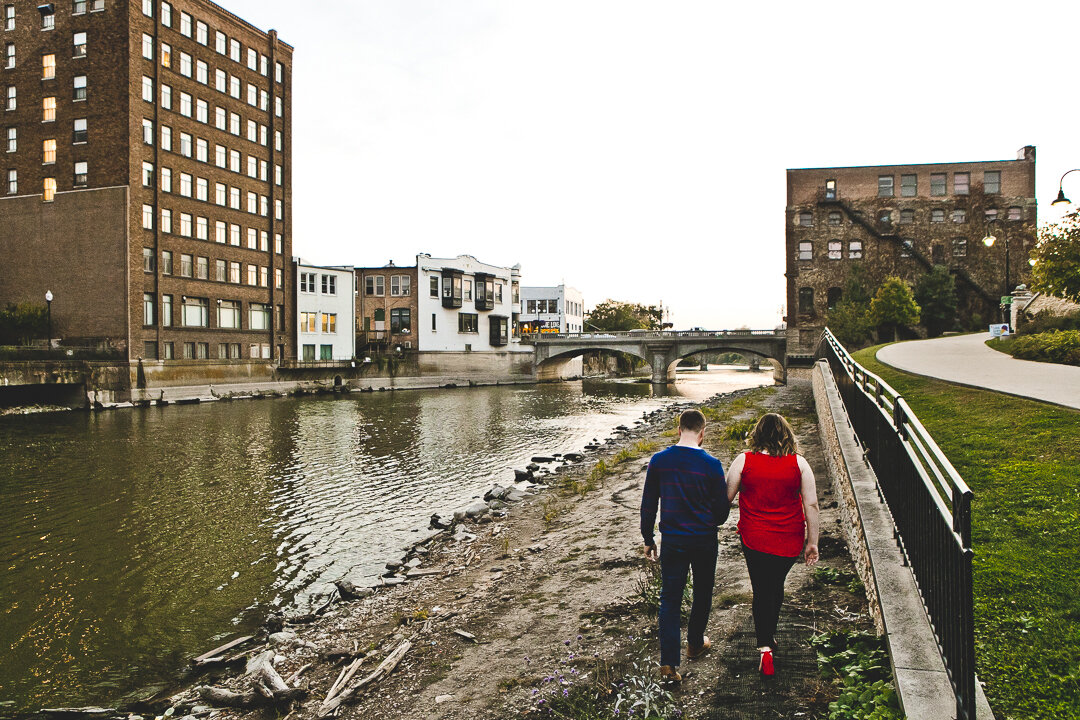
[0, 369, 769, 711]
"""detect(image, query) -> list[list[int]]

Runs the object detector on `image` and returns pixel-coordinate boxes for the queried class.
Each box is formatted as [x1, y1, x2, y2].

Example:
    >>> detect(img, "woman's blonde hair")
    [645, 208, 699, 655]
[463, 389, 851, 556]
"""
[747, 413, 798, 456]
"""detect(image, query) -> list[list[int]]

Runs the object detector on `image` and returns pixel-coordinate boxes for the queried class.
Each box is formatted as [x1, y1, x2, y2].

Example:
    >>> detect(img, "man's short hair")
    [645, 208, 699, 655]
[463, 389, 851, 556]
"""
[679, 409, 706, 433]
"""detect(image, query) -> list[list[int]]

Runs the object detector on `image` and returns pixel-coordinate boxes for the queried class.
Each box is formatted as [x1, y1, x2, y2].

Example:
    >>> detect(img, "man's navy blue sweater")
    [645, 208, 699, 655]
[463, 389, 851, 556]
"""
[640, 445, 728, 546]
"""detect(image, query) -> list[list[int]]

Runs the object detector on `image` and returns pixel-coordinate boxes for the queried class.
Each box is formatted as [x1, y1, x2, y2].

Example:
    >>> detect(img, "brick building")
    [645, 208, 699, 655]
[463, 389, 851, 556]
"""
[0, 0, 292, 363]
[786, 146, 1037, 353]
[355, 263, 418, 354]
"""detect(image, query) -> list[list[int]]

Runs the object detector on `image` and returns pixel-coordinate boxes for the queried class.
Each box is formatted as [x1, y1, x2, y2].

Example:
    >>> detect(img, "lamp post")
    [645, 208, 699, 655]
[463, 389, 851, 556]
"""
[1051, 168, 1080, 206]
[44, 290, 53, 348]
[982, 219, 1010, 322]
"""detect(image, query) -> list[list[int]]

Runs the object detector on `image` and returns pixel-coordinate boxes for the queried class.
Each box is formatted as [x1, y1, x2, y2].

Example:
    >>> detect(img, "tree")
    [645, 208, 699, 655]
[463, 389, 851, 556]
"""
[1031, 208, 1080, 303]
[0, 303, 49, 346]
[870, 277, 920, 341]
[826, 267, 875, 349]
[586, 300, 663, 331]
[914, 265, 958, 338]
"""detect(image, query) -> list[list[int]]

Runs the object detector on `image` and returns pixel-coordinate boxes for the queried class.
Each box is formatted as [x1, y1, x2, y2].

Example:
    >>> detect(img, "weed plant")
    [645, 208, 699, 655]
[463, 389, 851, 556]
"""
[811, 630, 903, 720]
[633, 561, 693, 621]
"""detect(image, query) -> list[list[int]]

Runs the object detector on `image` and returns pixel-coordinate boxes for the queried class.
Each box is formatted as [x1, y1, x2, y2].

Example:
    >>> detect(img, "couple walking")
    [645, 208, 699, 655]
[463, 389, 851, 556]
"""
[640, 409, 819, 681]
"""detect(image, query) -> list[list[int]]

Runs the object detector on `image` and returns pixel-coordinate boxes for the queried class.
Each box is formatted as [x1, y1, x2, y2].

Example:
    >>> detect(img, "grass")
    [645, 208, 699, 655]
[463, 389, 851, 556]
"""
[853, 344, 1080, 720]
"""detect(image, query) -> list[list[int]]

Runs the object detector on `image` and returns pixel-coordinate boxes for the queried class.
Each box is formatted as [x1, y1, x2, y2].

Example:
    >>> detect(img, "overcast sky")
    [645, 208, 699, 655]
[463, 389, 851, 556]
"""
[224, 0, 1079, 329]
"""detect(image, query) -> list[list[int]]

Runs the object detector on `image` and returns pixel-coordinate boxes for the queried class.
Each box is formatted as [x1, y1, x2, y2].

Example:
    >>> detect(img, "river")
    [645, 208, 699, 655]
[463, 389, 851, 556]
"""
[0, 368, 771, 713]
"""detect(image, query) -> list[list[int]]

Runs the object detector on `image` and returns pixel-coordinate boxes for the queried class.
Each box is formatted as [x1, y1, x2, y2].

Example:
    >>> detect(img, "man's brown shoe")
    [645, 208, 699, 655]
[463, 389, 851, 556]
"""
[659, 665, 682, 683]
[687, 636, 711, 660]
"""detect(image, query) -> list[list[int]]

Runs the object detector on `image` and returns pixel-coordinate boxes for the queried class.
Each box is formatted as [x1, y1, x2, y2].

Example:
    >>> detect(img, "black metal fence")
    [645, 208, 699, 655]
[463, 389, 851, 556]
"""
[818, 328, 975, 720]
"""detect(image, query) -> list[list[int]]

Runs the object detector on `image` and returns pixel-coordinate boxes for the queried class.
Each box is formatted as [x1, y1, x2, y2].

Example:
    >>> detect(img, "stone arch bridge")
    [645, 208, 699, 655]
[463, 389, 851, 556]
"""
[522, 329, 788, 384]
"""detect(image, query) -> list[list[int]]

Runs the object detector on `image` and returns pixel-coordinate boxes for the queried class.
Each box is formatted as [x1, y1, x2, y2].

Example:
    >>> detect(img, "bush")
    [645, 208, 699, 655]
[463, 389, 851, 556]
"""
[1009, 330, 1080, 366]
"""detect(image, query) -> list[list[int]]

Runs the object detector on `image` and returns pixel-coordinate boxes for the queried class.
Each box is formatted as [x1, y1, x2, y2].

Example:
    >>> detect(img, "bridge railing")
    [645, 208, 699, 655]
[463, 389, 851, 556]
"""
[817, 328, 975, 720]
[520, 329, 784, 342]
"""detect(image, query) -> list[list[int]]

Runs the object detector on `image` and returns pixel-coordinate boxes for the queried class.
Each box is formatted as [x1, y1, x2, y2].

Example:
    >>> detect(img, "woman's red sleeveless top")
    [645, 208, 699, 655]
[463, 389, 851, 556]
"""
[737, 452, 805, 557]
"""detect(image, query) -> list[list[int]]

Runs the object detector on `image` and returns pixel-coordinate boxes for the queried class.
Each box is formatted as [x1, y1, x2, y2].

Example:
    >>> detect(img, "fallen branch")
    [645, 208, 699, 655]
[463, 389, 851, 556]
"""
[247, 650, 308, 704]
[322, 657, 364, 708]
[196, 686, 263, 709]
[192, 636, 254, 666]
[317, 641, 411, 717]
[285, 663, 312, 685]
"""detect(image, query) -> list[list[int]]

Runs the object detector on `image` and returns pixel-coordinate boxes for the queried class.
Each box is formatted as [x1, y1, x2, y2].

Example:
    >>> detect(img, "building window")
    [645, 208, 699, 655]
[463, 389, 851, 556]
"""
[275, 268, 283, 289]
[229, 261, 240, 283]
[848, 240, 863, 259]
[142, 247, 154, 273]
[72, 117, 87, 143]
[73, 160, 87, 186]
[954, 172, 969, 195]
[5, 126, 14, 152]
[900, 174, 917, 197]
[930, 173, 946, 196]
[142, 76, 153, 103]
[1007, 206, 1022, 221]
[827, 287, 843, 311]
[41, 138, 55, 164]
[5, 85, 14, 110]
[143, 292, 155, 325]
[798, 287, 814, 315]
[43, 177, 55, 201]
[458, 312, 478, 333]
[877, 210, 892, 226]
[877, 175, 894, 197]
[299, 272, 315, 293]
[429, 276, 439, 297]
[320, 312, 336, 334]
[218, 300, 240, 329]
[463, 278, 473, 302]
[390, 308, 410, 334]
[984, 171, 1000, 195]
[930, 208, 944, 223]
[180, 253, 192, 277]
[6, 168, 15, 194]
[951, 209, 966, 224]
[250, 303, 270, 330]
[179, 92, 191, 117]
[299, 311, 316, 333]
[141, 33, 153, 60]
[3, 5, 13, 31]
[798, 211, 813, 227]
[952, 236, 967, 258]
[259, 266, 267, 287]
[179, 52, 191, 78]
[196, 177, 207, 201]
[183, 297, 209, 328]
[161, 295, 172, 327]
[1, 43, 13, 72]
[196, 21, 207, 46]
[365, 275, 385, 296]
[179, 132, 191, 157]
[215, 31, 225, 55]
[215, 259, 226, 282]
[824, 179, 836, 200]
[229, 38, 240, 62]
[798, 241, 812, 261]
[42, 96, 55, 122]
[985, 208, 998, 222]
[247, 264, 256, 285]
[161, 84, 171, 109]
[42, 52, 55, 79]
[196, 256, 208, 280]
[900, 240, 913, 258]
[179, 11, 191, 36]
[899, 209, 914, 224]
[141, 161, 154, 187]
[321, 274, 337, 295]
[160, 208, 170, 233]
[72, 75, 86, 101]
[162, 250, 172, 275]
[229, 223, 240, 245]
[828, 240, 842, 260]
[827, 211, 841, 226]
[41, 6, 54, 29]
[390, 275, 411, 296]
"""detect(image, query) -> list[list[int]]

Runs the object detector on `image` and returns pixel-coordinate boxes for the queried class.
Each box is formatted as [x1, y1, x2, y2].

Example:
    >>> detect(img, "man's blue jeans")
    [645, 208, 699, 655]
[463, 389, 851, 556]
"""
[658, 535, 717, 668]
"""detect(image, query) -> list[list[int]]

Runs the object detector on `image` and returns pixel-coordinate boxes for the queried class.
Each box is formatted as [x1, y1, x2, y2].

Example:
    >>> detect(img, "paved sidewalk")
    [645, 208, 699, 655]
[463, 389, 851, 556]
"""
[875, 333, 1080, 410]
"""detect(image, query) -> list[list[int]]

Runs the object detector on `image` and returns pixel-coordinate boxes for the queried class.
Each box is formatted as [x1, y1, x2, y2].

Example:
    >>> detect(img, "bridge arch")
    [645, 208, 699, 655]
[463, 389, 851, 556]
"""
[535, 345, 649, 382]
[664, 343, 782, 384]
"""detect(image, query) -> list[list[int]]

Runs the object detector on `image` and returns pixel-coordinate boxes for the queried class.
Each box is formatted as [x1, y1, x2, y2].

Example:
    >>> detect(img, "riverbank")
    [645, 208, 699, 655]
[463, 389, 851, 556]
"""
[78, 375, 881, 720]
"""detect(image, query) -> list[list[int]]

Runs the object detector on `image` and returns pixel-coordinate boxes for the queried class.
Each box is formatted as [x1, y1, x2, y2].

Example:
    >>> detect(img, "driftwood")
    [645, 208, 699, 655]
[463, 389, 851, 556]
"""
[196, 686, 263, 709]
[453, 629, 477, 643]
[192, 635, 254, 665]
[247, 650, 308, 703]
[317, 641, 411, 718]
[321, 657, 363, 708]
[286, 663, 312, 685]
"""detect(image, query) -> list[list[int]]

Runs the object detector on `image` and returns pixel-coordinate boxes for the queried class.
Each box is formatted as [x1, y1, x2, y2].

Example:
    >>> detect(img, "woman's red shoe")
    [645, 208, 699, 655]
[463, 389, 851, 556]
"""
[759, 648, 774, 676]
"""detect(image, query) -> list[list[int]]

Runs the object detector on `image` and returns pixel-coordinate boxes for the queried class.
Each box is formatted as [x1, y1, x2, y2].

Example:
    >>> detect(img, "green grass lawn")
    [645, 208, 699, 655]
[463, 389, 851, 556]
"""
[852, 345, 1080, 720]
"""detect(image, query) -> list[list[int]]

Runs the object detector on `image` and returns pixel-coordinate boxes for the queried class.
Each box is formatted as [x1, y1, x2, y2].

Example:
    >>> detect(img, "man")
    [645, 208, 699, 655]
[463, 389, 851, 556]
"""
[640, 408, 729, 682]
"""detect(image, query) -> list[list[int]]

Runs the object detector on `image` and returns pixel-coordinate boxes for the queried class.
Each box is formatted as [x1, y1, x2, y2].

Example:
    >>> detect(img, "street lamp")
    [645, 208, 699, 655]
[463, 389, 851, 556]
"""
[1051, 168, 1080, 206]
[44, 290, 53, 348]
[982, 219, 1011, 322]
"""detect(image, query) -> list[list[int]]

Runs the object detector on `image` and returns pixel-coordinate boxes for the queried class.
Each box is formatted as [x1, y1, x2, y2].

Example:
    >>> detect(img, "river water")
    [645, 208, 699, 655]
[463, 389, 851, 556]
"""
[0, 368, 771, 712]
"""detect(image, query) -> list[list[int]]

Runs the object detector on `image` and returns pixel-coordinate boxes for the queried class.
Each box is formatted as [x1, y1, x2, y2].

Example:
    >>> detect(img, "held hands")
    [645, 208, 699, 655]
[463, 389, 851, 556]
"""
[804, 543, 819, 567]
[643, 543, 658, 562]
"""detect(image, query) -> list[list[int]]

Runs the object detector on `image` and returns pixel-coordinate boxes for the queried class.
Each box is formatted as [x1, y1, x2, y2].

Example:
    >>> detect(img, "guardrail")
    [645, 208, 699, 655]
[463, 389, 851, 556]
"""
[817, 328, 975, 719]
[521, 329, 784, 341]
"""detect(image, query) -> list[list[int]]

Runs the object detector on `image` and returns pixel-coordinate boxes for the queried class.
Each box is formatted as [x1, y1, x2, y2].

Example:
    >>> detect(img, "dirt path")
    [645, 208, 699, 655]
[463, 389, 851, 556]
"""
[174, 375, 873, 720]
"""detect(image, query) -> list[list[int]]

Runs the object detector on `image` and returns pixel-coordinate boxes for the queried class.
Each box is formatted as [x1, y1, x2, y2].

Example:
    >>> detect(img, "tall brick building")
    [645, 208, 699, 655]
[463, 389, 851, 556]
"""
[786, 147, 1036, 353]
[0, 0, 292, 363]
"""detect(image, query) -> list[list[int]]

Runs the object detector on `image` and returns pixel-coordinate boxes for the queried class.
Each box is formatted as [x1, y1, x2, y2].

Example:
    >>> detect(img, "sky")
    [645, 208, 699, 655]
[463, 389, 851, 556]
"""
[222, 0, 1080, 330]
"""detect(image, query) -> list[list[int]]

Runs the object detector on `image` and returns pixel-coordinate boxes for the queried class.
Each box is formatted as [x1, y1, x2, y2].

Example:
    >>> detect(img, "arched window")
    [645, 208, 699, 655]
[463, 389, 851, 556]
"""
[827, 287, 843, 311]
[798, 287, 815, 315]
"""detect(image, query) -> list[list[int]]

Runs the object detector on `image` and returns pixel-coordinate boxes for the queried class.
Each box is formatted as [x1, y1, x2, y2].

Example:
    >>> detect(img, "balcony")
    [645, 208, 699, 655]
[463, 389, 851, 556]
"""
[441, 269, 463, 309]
[475, 273, 494, 311]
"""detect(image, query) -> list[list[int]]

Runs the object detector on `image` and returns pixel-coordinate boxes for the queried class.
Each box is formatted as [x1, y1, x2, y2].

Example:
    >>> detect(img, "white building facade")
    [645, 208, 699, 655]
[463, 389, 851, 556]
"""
[519, 285, 585, 334]
[416, 254, 525, 353]
[294, 261, 357, 361]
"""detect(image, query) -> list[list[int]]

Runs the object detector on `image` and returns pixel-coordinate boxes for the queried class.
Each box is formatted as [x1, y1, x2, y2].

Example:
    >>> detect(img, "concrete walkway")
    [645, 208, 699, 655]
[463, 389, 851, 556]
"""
[876, 333, 1080, 410]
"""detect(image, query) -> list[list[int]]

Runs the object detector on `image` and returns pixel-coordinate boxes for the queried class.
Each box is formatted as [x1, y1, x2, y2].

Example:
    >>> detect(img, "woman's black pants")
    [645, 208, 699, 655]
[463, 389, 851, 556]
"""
[742, 543, 797, 649]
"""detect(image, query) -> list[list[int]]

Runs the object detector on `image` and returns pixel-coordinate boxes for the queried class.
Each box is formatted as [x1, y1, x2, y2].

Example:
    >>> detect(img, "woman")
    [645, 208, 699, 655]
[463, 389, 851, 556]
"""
[726, 413, 819, 676]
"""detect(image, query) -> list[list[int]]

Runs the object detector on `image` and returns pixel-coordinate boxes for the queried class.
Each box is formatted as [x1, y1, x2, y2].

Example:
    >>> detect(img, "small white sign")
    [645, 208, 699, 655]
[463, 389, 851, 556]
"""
[989, 324, 1011, 337]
